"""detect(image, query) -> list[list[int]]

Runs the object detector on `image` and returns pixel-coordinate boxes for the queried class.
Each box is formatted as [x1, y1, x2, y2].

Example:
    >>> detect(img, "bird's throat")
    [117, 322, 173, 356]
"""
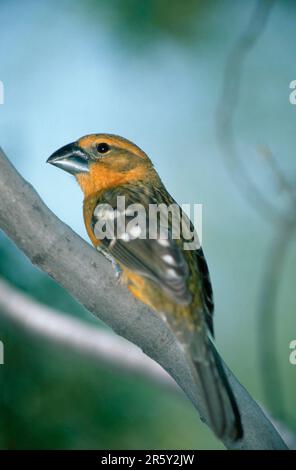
[76, 163, 151, 198]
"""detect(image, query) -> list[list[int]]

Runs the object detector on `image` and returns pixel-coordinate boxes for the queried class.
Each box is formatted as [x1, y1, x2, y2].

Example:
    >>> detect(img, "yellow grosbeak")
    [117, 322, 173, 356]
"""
[47, 133, 242, 440]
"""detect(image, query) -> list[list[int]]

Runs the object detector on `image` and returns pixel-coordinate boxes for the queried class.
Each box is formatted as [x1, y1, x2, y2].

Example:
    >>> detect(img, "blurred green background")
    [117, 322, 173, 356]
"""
[0, 0, 295, 449]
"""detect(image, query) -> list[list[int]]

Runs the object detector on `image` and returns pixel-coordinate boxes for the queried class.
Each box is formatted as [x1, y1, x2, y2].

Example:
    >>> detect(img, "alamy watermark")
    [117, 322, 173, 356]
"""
[289, 340, 296, 365]
[289, 80, 296, 105]
[0, 80, 4, 104]
[0, 340, 4, 364]
[93, 197, 202, 250]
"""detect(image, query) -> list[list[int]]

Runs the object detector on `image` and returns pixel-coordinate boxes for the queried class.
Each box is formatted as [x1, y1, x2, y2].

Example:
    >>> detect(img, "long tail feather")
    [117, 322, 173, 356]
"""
[189, 334, 243, 440]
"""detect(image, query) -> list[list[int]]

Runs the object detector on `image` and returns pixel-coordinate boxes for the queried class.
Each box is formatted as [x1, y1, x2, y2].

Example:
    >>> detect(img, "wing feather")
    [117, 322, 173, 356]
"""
[91, 187, 191, 305]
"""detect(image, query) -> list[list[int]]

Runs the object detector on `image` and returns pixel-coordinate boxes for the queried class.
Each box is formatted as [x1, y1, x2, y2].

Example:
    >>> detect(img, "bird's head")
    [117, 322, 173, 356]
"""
[47, 134, 155, 197]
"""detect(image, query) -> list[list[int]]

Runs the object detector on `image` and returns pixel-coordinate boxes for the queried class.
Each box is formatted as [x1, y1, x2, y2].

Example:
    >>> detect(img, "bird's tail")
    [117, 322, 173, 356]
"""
[189, 333, 243, 441]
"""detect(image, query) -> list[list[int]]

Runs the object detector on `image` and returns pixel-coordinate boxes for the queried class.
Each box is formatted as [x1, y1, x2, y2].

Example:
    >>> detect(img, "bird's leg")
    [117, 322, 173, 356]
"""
[96, 245, 122, 282]
[112, 260, 122, 282]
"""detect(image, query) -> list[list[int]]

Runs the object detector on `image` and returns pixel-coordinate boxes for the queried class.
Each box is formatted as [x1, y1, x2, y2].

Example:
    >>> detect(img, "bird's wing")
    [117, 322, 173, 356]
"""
[174, 206, 214, 335]
[91, 185, 191, 305]
[195, 247, 214, 336]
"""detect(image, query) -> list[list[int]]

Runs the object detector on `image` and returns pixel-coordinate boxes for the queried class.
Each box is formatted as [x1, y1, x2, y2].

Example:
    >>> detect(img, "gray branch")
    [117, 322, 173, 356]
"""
[0, 148, 288, 450]
[0, 277, 175, 390]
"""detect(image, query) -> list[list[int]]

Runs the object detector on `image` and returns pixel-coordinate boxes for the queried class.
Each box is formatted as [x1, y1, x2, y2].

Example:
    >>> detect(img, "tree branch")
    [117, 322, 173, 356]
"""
[258, 219, 296, 423]
[0, 147, 287, 449]
[216, 0, 280, 226]
[0, 277, 176, 390]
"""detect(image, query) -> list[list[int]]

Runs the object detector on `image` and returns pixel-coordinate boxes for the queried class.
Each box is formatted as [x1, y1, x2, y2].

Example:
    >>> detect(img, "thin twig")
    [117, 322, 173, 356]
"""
[216, 0, 281, 226]
[258, 146, 296, 203]
[258, 218, 296, 422]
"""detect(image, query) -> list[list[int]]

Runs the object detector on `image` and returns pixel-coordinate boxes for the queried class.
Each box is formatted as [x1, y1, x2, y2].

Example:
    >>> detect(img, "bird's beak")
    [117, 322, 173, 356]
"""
[46, 142, 90, 175]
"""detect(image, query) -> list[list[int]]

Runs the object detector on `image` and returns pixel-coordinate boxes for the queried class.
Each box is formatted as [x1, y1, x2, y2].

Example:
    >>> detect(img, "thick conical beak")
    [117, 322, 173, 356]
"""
[47, 142, 90, 175]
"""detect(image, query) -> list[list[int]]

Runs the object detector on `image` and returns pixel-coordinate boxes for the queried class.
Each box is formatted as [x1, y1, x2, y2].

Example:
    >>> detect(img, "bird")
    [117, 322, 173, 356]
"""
[47, 133, 243, 440]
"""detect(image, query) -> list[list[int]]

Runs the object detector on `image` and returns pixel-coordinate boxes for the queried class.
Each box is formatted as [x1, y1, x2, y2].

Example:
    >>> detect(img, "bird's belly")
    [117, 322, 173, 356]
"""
[122, 266, 200, 335]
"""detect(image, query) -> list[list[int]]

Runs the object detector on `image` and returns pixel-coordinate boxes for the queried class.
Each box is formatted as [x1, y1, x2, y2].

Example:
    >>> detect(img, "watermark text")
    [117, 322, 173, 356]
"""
[0, 81, 4, 104]
[289, 80, 296, 104]
[0, 340, 4, 364]
[93, 197, 202, 250]
[289, 339, 296, 365]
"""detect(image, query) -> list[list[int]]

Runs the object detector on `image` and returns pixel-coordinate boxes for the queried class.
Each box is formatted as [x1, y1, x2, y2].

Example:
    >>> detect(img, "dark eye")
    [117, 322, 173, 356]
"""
[97, 143, 110, 154]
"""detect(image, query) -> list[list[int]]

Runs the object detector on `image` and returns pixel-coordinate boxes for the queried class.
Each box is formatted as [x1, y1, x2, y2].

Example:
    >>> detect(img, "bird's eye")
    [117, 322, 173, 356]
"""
[97, 143, 110, 154]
